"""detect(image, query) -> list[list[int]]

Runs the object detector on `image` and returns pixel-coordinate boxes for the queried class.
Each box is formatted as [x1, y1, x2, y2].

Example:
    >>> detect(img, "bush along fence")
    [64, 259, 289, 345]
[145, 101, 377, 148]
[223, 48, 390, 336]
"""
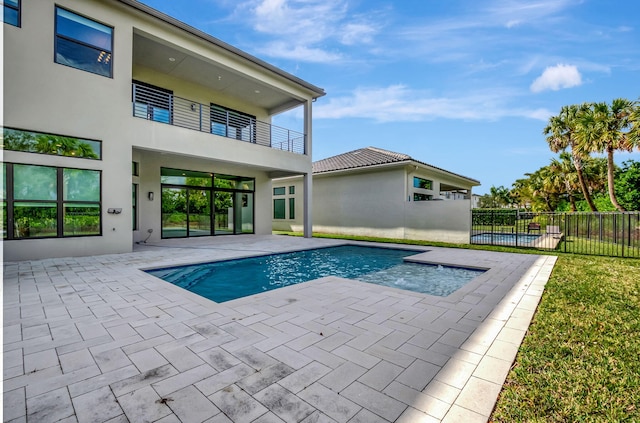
[471, 209, 640, 258]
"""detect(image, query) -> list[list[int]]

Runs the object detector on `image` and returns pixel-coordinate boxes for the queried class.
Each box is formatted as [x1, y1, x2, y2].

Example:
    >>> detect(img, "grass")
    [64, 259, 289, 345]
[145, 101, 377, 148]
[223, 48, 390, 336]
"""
[275, 231, 640, 421]
[491, 254, 640, 422]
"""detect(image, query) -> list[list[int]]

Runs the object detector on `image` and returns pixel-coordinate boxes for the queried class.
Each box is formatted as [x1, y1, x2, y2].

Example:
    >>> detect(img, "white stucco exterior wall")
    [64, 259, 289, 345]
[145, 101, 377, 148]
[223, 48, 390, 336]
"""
[3, 0, 321, 261]
[272, 165, 475, 243]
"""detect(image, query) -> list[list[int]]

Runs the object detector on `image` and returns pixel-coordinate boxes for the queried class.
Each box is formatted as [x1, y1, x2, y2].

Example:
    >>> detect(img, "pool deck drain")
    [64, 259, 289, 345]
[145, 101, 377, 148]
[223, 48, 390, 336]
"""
[3, 235, 557, 422]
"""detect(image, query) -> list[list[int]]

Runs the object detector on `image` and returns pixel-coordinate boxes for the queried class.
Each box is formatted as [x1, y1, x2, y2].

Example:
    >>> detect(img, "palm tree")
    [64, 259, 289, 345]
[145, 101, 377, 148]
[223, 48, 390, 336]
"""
[525, 167, 560, 211]
[544, 104, 598, 211]
[511, 178, 533, 210]
[629, 98, 640, 146]
[549, 152, 580, 211]
[575, 99, 636, 211]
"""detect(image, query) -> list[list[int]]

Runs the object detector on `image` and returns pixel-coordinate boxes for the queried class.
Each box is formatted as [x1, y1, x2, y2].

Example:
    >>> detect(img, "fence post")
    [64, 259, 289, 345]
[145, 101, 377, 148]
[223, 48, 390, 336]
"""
[564, 212, 568, 253]
[491, 209, 494, 244]
[514, 210, 518, 247]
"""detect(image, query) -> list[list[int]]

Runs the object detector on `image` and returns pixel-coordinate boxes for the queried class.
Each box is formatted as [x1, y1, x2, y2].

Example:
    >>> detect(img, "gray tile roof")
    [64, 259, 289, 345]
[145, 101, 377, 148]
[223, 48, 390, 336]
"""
[312, 147, 411, 173]
[312, 146, 480, 184]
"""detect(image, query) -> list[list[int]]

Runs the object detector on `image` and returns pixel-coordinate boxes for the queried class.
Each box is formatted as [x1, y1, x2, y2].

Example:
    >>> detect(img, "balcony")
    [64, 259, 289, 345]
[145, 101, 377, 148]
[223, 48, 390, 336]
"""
[132, 82, 306, 155]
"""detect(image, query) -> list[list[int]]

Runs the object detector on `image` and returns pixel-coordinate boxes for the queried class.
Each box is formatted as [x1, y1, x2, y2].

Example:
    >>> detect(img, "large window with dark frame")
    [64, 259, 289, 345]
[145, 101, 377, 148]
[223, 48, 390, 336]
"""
[2, 128, 102, 159]
[160, 168, 254, 238]
[55, 7, 113, 77]
[3, 0, 20, 27]
[2, 163, 101, 239]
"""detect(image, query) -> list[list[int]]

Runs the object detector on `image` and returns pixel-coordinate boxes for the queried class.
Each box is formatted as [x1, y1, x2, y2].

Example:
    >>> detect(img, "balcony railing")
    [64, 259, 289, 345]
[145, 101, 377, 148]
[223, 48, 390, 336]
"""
[132, 82, 306, 154]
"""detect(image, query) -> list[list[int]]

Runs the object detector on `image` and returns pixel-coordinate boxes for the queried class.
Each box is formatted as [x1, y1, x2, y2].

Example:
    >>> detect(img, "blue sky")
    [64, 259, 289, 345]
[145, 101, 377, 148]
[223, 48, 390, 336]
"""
[140, 0, 640, 194]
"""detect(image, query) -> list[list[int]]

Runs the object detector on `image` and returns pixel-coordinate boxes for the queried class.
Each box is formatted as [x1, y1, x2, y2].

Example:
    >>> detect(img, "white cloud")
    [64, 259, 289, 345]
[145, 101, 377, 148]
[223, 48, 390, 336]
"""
[314, 85, 551, 122]
[259, 42, 342, 63]
[530, 64, 582, 93]
[237, 0, 381, 62]
[340, 22, 377, 45]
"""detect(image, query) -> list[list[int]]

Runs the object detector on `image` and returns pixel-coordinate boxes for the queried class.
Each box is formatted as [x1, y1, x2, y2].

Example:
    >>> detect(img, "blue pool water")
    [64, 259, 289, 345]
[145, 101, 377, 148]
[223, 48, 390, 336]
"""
[146, 245, 485, 302]
[471, 233, 540, 245]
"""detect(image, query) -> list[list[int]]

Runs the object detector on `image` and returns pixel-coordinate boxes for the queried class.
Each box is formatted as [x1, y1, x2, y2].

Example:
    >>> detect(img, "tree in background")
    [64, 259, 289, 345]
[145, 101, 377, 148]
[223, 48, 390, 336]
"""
[544, 104, 598, 211]
[478, 185, 511, 208]
[574, 98, 638, 211]
[549, 152, 580, 211]
[615, 160, 640, 211]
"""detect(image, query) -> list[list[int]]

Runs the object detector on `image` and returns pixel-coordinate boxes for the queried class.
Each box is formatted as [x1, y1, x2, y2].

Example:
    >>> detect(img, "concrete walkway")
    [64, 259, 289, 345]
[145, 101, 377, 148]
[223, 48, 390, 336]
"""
[3, 235, 557, 422]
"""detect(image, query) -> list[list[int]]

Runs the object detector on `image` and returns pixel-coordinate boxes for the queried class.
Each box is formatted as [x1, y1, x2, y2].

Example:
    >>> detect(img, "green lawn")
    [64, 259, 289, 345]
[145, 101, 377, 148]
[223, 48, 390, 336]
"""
[491, 254, 640, 422]
[275, 232, 640, 421]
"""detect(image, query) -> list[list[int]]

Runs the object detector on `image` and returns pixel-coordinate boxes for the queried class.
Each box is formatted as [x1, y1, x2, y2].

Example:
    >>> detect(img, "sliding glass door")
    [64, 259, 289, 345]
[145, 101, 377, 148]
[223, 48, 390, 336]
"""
[214, 191, 233, 235]
[160, 168, 254, 238]
[188, 189, 211, 237]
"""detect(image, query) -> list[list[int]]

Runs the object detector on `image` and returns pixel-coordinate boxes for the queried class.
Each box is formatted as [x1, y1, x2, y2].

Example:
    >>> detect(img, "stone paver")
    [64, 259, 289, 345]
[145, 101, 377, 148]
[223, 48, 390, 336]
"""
[3, 235, 557, 422]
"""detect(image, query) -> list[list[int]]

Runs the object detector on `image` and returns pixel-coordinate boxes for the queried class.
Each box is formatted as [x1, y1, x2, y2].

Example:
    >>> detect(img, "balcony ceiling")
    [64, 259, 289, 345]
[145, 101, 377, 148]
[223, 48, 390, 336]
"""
[132, 32, 303, 114]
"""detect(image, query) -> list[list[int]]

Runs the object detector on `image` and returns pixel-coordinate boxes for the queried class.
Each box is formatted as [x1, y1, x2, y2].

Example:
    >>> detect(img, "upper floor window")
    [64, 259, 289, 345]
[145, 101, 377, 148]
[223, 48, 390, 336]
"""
[3, 0, 20, 27]
[413, 176, 433, 190]
[55, 7, 113, 77]
[211, 104, 256, 143]
[133, 81, 173, 124]
[2, 128, 101, 159]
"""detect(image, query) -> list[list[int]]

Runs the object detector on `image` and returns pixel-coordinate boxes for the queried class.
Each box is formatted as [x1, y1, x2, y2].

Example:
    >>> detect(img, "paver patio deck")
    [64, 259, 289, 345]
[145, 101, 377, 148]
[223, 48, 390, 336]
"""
[3, 235, 557, 422]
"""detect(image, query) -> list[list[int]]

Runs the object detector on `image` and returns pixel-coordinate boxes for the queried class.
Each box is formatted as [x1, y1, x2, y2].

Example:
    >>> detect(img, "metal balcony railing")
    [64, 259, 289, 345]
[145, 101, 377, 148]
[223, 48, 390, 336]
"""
[132, 82, 306, 154]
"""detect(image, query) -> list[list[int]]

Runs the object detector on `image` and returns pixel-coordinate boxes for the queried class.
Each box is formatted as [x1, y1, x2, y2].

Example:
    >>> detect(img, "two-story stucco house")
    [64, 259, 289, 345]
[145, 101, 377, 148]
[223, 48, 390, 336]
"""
[272, 147, 480, 243]
[3, 0, 324, 261]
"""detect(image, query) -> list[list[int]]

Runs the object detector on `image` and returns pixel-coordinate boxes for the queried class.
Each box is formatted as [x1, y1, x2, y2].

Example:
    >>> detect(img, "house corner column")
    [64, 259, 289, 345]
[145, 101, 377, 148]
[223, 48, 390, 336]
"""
[303, 172, 312, 238]
[303, 99, 313, 238]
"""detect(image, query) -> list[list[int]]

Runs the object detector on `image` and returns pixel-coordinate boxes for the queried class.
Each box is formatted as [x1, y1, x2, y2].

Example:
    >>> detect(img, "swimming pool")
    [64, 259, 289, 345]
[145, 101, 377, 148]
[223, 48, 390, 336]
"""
[471, 233, 540, 245]
[145, 245, 485, 302]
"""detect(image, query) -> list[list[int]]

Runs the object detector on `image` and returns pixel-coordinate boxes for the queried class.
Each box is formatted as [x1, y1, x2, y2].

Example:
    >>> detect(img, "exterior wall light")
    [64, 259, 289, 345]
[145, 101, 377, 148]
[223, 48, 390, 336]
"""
[148, 192, 154, 201]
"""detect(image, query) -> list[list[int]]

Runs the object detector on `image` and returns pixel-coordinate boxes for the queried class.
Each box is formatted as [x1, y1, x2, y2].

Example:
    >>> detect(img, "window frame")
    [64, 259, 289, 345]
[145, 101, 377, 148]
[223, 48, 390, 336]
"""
[273, 198, 286, 219]
[4, 162, 102, 240]
[54, 6, 114, 78]
[2, 127, 102, 160]
[3, 0, 20, 27]
[132, 183, 138, 231]
[413, 176, 433, 190]
[288, 197, 295, 220]
[273, 187, 286, 196]
[413, 193, 433, 202]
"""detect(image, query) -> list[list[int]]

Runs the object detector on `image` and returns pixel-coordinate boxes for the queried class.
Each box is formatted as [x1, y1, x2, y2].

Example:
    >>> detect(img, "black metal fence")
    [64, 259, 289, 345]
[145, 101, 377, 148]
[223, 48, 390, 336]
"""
[471, 210, 640, 258]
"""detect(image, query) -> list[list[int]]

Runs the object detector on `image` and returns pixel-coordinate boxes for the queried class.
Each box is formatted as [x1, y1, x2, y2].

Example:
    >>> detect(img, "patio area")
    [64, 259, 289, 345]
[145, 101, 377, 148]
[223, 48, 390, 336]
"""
[3, 235, 556, 422]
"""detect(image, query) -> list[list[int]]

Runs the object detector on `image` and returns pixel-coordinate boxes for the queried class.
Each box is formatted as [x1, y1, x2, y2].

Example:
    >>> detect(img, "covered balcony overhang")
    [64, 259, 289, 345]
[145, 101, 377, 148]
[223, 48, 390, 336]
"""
[133, 146, 310, 180]
[132, 30, 319, 116]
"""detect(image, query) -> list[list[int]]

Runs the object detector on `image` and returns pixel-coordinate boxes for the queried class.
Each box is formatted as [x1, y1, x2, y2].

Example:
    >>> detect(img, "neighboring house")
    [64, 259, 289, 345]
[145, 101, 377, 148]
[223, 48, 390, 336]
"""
[471, 194, 482, 209]
[3, 0, 324, 261]
[273, 147, 480, 243]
